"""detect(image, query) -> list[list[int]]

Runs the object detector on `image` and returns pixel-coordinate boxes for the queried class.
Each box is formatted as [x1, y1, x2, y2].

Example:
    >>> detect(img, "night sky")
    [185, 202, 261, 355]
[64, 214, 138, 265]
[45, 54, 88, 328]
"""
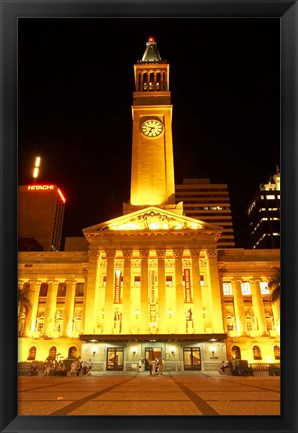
[18, 18, 280, 248]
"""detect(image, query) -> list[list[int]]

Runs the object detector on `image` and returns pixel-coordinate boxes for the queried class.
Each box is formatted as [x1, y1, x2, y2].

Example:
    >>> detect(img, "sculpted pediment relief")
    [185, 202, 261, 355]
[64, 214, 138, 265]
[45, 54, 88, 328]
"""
[83, 206, 222, 234]
[108, 210, 202, 231]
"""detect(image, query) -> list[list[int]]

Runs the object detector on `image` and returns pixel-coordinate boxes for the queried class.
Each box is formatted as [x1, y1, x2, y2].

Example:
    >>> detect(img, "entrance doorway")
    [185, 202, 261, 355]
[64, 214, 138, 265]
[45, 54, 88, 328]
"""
[145, 347, 162, 371]
[106, 347, 124, 371]
[183, 347, 201, 370]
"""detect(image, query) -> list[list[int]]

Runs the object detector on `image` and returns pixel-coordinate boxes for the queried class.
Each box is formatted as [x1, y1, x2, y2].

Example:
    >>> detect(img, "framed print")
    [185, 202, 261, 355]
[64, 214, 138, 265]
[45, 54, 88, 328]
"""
[1, 1, 297, 433]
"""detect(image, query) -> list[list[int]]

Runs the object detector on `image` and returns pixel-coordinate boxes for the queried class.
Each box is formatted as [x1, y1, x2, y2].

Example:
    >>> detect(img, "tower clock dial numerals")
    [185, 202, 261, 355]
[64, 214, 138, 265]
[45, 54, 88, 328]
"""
[141, 119, 164, 138]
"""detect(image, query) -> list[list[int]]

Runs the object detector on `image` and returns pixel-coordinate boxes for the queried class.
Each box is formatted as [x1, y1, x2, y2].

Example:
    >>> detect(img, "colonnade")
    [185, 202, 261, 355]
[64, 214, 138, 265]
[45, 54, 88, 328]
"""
[18, 278, 84, 338]
[229, 278, 279, 336]
[83, 247, 225, 336]
[135, 69, 168, 92]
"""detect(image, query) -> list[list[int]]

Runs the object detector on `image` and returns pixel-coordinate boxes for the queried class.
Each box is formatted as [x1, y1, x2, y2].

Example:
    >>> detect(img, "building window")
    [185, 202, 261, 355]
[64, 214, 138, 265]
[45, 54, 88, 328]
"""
[39, 283, 48, 297]
[223, 282, 233, 295]
[246, 317, 254, 332]
[232, 345, 241, 360]
[226, 316, 234, 331]
[200, 275, 205, 286]
[253, 345, 262, 360]
[75, 283, 84, 297]
[57, 282, 67, 297]
[37, 322, 44, 333]
[260, 281, 270, 295]
[68, 346, 77, 358]
[27, 346, 36, 361]
[274, 345, 280, 360]
[265, 316, 273, 331]
[134, 275, 141, 287]
[241, 281, 251, 295]
[166, 275, 173, 286]
[102, 275, 106, 287]
[49, 346, 57, 360]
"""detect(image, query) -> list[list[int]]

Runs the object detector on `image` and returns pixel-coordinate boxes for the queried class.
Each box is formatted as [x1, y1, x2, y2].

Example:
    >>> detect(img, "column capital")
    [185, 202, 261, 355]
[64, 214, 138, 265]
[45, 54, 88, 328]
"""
[190, 249, 200, 259]
[206, 249, 218, 258]
[139, 249, 149, 259]
[123, 249, 133, 259]
[173, 249, 184, 259]
[156, 249, 167, 259]
[105, 249, 116, 259]
[88, 248, 100, 260]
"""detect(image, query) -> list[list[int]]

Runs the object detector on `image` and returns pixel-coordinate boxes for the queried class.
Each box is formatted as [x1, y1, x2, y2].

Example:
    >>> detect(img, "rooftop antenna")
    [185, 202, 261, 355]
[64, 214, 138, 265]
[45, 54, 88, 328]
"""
[32, 156, 41, 182]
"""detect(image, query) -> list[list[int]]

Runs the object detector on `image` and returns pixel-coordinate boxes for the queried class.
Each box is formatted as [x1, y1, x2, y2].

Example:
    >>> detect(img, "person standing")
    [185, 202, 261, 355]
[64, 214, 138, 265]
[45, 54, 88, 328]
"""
[158, 357, 164, 375]
[86, 359, 92, 375]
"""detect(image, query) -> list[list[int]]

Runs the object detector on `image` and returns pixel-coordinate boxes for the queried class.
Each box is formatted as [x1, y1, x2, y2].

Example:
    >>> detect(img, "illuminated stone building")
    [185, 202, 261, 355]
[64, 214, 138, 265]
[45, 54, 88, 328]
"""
[247, 168, 281, 249]
[175, 178, 235, 248]
[18, 184, 66, 251]
[18, 38, 280, 372]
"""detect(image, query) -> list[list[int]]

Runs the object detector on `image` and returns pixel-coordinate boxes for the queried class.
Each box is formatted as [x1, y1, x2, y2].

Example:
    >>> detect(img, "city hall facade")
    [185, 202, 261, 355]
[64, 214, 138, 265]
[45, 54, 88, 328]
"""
[18, 38, 280, 372]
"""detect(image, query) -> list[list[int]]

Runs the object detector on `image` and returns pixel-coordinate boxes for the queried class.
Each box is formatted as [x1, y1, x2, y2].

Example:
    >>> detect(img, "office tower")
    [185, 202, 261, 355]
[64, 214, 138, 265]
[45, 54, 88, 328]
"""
[175, 178, 235, 248]
[247, 168, 280, 249]
[18, 184, 66, 251]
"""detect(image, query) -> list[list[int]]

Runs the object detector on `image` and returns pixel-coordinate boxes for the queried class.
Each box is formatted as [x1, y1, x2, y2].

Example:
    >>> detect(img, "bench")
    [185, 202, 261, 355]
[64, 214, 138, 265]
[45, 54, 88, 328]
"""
[268, 366, 280, 376]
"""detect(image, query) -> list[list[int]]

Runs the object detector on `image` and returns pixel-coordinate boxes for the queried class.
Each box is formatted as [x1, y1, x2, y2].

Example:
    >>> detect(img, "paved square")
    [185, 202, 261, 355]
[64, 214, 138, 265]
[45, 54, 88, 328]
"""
[18, 372, 280, 416]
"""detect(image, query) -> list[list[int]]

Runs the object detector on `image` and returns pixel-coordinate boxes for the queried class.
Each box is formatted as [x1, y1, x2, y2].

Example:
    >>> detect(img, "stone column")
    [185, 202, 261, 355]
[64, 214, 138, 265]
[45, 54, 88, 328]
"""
[232, 278, 246, 336]
[190, 249, 204, 333]
[23, 280, 39, 337]
[83, 249, 100, 334]
[250, 278, 267, 335]
[156, 249, 166, 333]
[206, 249, 224, 333]
[43, 280, 59, 338]
[140, 249, 149, 332]
[271, 301, 280, 334]
[122, 250, 132, 334]
[103, 249, 116, 334]
[62, 280, 76, 337]
[173, 249, 185, 333]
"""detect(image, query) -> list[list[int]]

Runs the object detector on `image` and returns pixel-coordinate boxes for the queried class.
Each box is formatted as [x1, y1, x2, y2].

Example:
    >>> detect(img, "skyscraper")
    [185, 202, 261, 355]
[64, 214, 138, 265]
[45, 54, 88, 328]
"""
[246, 168, 280, 249]
[18, 184, 66, 251]
[175, 178, 235, 248]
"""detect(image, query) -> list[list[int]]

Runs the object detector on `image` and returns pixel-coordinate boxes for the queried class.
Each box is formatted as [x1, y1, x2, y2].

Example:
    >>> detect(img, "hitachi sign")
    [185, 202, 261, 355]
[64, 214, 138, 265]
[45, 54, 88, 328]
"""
[27, 185, 55, 191]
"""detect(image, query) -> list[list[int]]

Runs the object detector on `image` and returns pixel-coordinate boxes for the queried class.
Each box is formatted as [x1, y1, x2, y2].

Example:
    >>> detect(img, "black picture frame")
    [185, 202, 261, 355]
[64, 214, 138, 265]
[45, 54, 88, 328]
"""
[1, 1, 297, 433]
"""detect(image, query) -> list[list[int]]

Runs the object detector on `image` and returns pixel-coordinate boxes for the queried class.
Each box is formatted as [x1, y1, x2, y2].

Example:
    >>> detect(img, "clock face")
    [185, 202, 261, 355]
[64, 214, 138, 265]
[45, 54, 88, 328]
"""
[141, 119, 164, 138]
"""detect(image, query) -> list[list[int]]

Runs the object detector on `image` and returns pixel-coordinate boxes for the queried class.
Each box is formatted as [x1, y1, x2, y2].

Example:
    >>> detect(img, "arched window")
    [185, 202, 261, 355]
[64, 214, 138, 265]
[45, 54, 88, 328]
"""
[253, 345, 262, 360]
[142, 73, 148, 90]
[226, 316, 234, 331]
[274, 345, 280, 360]
[232, 346, 241, 360]
[156, 72, 161, 90]
[49, 346, 57, 360]
[28, 346, 36, 360]
[68, 346, 77, 358]
[245, 316, 254, 332]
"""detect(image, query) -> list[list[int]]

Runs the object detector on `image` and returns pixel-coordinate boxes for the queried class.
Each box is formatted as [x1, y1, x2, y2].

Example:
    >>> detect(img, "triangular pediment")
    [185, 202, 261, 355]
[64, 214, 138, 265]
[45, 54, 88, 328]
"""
[83, 206, 222, 235]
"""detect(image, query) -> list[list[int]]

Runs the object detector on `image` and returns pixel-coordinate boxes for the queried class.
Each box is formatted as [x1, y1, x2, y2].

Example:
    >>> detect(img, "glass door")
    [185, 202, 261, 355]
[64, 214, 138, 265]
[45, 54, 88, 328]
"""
[106, 347, 124, 370]
[183, 347, 201, 370]
[145, 347, 162, 371]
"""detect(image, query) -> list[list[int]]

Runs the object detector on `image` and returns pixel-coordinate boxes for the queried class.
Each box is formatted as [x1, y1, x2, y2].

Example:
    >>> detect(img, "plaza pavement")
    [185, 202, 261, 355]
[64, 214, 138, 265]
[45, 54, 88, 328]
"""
[18, 371, 280, 416]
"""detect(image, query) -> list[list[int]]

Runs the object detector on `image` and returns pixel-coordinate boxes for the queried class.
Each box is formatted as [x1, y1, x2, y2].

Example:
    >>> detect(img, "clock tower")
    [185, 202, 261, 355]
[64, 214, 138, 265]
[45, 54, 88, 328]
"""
[124, 37, 178, 214]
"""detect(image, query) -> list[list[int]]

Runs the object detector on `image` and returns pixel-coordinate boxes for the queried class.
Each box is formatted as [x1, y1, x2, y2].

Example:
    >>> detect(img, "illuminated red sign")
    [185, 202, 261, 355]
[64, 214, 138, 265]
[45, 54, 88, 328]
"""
[27, 185, 66, 203]
[27, 185, 54, 191]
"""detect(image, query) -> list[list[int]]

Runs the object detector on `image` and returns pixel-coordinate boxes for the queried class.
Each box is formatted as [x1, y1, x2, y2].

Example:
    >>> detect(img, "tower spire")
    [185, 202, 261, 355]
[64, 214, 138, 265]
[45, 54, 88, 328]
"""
[139, 36, 163, 63]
